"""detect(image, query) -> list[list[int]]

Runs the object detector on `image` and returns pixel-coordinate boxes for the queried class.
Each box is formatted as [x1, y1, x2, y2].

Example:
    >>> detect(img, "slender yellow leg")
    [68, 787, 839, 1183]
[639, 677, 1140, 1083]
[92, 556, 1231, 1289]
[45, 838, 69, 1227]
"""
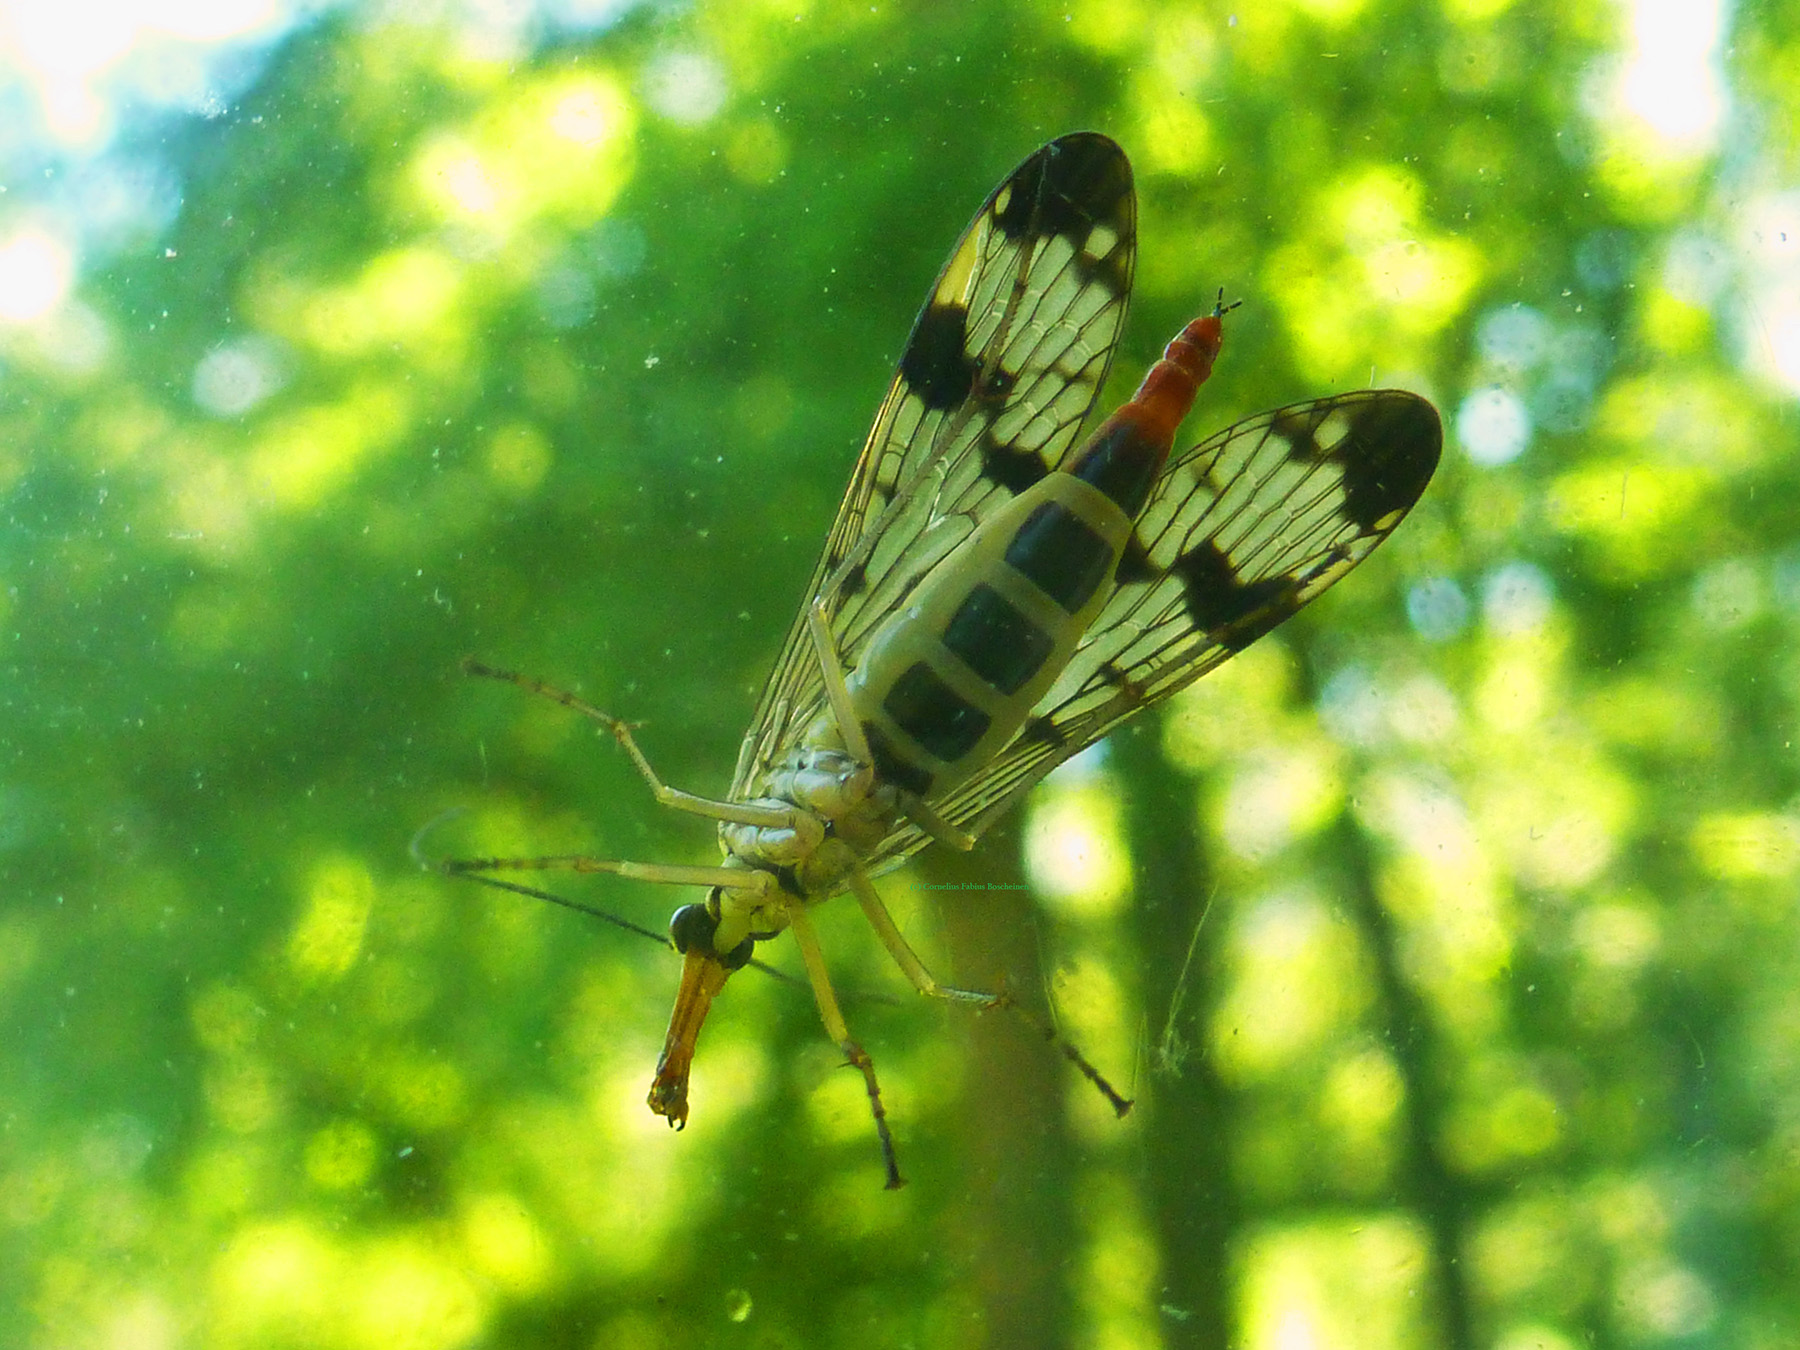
[785, 900, 905, 1190]
[896, 795, 976, 851]
[802, 610, 974, 851]
[464, 659, 795, 829]
[848, 871, 1000, 1008]
[442, 853, 775, 893]
[806, 604, 872, 765]
[850, 870, 1133, 1118]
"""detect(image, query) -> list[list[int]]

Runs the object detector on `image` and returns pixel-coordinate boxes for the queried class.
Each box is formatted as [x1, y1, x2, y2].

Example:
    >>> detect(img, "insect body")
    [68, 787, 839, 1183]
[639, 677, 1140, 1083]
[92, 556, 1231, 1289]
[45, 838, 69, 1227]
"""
[456, 133, 1441, 1188]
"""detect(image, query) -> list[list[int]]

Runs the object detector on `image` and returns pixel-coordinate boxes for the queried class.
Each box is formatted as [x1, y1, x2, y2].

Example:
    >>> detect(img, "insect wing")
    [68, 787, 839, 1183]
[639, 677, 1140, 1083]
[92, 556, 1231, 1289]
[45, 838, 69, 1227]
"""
[869, 389, 1443, 863]
[733, 133, 1138, 796]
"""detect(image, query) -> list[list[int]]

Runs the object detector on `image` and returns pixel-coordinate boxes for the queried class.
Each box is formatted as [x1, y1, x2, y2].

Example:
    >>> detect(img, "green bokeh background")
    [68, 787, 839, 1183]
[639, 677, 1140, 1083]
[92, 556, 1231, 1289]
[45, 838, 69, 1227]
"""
[5, 0, 1799, 1346]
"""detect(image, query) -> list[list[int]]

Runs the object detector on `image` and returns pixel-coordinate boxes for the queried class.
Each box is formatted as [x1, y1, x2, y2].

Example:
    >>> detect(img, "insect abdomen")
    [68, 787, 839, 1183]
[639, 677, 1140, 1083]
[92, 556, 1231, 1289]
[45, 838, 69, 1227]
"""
[842, 309, 1228, 800]
[847, 475, 1134, 798]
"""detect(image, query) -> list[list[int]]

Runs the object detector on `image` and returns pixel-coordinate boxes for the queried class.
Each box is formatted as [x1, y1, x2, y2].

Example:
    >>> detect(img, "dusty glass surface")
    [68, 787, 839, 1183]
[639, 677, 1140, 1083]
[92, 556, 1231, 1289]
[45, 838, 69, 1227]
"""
[3, 0, 1797, 1346]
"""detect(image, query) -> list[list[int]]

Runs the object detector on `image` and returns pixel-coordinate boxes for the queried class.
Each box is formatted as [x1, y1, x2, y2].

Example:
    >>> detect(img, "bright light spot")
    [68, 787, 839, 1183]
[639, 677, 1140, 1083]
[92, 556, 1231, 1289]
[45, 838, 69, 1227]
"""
[7, 0, 288, 62]
[1406, 576, 1470, 642]
[193, 335, 288, 416]
[160, 0, 284, 42]
[641, 49, 727, 125]
[1217, 748, 1341, 861]
[1495, 1327, 1579, 1350]
[351, 1240, 486, 1349]
[1272, 1308, 1319, 1350]
[102, 1295, 177, 1350]
[1512, 804, 1619, 890]
[544, 0, 639, 30]
[1319, 667, 1460, 749]
[1456, 386, 1532, 465]
[1735, 194, 1800, 396]
[460, 1192, 551, 1294]
[1692, 812, 1800, 879]
[1451, 1078, 1564, 1165]
[548, 84, 616, 145]
[1239, 1217, 1433, 1350]
[1663, 230, 1731, 306]
[1482, 561, 1554, 634]
[287, 855, 375, 981]
[409, 73, 634, 240]
[1045, 739, 1108, 785]
[0, 229, 74, 322]
[1318, 666, 1386, 748]
[8, 1, 135, 78]
[1365, 769, 1482, 868]
[1214, 891, 1356, 1079]
[1618, 1260, 1718, 1340]
[4, 0, 296, 148]
[1476, 305, 1549, 373]
[1574, 902, 1660, 970]
[1024, 785, 1128, 915]
[212, 1221, 338, 1330]
[1763, 306, 1800, 394]
[304, 1119, 378, 1190]
[1738, 193, 1800, 273]
[1618, 0, 1726, 145]
[29, 299, 113, 373]
[1690, 557, 1763, 629]
[1388, 675, 1460, 745]
[437, 148, 502, 216]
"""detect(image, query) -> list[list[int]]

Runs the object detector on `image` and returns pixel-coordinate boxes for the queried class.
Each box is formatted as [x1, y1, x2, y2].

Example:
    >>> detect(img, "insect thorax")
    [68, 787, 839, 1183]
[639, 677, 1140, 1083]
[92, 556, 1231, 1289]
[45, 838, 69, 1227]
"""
[720, 746, 899, 906]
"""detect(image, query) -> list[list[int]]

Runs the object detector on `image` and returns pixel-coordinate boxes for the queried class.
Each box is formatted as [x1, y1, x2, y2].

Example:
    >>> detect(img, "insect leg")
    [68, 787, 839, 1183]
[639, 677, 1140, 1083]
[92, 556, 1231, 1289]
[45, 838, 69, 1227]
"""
[802, 609, 974, 850]
[850, 870, 1132, 1117]
[847, 870, 1002, 1008]
[896, 795, 975, 851]
[442, 853, 776, 893]
[805, 604, 872, 763]
[463, 659, 798, 829]
[785, 899, 905, 1190]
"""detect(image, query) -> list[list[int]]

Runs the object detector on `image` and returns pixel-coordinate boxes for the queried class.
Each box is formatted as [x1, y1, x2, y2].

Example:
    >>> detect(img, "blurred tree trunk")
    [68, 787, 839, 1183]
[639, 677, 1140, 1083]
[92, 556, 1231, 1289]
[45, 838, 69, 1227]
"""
[1115, 725, 1237, 1350]
[1330, 811, 1476, 1350]
[929, 830, 1076, 1350]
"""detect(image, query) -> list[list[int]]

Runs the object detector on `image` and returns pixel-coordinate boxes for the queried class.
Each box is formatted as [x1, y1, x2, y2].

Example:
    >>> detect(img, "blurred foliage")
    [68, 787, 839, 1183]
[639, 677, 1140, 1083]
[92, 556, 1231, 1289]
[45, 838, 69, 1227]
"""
[3, 0, 1800, 1347]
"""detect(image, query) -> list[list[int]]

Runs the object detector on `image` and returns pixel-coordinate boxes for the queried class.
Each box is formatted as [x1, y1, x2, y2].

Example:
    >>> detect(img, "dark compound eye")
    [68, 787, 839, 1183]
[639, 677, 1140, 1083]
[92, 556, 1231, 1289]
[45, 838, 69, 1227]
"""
[667, 903, 713, 954]
[667, 902, 756, 971]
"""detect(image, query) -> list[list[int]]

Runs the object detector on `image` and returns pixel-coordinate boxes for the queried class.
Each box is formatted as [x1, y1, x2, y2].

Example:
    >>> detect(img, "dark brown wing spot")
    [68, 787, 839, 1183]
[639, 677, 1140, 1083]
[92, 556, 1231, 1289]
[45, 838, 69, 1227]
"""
[1174, 541, 1292, 637]
[979, 429, 1050, 493]
[1035, 135, 1133, 240]
[1337, 395, 1442, 530]
[1269, 407, 1322, 461]
[900, 302, 978, 411]
[1076, 238, 1132, 294]
[981, 367, 1019, 400]
[1113, 535, 1160, 586]
[994, 134, 1131, 244]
